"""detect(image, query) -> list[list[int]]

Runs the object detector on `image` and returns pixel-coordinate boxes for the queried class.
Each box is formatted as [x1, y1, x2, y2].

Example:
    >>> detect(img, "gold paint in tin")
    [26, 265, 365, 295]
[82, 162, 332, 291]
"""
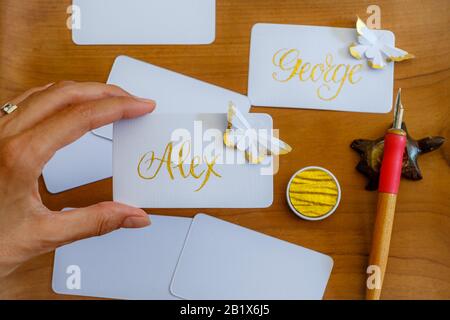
[286, 166, 341, 221]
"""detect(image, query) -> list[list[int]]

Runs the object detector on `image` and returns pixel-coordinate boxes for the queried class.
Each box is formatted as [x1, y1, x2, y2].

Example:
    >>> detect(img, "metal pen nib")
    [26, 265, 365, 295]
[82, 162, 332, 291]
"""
[393, 88, 404, 129]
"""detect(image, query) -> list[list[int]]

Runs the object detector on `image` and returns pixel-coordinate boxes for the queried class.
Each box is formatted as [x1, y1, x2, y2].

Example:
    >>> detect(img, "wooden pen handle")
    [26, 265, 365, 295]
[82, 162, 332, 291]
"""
[366, 192, 397, 300]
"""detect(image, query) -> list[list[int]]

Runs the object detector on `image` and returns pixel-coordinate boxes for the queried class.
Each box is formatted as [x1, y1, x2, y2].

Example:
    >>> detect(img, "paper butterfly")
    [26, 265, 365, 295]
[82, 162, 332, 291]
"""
[223, 102, 292, 164]
[349, 17, 414, 69]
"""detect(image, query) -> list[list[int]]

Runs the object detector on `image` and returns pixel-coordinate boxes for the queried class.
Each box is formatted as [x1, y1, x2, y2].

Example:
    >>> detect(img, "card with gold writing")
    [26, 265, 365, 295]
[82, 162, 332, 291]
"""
[248, 23, 394, 113]
[113, 113, 274, 208]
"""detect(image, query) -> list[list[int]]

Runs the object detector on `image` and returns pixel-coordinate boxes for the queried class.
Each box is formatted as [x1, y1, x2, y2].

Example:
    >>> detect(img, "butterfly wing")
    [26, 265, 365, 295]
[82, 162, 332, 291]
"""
[380, 44, 415, 62]
[227, 102, 252, 131]
[349, 17, 382, 67]
[257, 131, 292, 156]
[349, 43, 370, 60]
[244, 130, 268, 164]
[223, 102, 250, 149]
[223, 102, 258, 163]
[366, 47, 386, 69]
[246, 130, 292, 164]
[356, 17, 378, 45]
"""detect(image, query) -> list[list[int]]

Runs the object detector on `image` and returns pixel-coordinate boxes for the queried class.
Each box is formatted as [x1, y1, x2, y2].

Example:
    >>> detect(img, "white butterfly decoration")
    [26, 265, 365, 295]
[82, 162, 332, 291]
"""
[349, 17, 414, 69]
[223, 102, 292, 164]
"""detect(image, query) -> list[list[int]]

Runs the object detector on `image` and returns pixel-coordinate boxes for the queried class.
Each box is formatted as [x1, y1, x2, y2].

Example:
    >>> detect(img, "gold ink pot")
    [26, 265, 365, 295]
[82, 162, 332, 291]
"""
[286, 166, 341, 221]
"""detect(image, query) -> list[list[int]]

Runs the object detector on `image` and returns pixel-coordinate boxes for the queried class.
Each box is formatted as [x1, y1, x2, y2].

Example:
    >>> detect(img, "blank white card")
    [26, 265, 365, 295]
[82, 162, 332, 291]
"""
[53, 214, 192, 300]
[72, 0, 216, 45]
[171, 214, 334, 299]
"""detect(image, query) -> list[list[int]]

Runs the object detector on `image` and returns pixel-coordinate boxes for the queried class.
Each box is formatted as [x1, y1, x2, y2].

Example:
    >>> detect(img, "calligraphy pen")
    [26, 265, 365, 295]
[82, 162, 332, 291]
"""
[366, 88, 407, 300]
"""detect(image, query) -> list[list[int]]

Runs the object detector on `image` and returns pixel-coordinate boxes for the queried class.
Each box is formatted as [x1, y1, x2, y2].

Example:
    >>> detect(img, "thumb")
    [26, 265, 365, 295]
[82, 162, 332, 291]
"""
[47, 202, 150, 246]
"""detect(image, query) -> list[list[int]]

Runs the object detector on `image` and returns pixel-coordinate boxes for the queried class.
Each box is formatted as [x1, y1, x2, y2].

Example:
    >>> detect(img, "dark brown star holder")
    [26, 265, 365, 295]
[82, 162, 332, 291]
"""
[351, 122, 445, 191]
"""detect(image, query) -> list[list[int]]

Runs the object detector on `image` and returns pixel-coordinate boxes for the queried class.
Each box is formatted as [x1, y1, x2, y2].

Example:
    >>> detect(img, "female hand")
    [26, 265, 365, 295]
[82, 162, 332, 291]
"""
[0, 81, 155, 278]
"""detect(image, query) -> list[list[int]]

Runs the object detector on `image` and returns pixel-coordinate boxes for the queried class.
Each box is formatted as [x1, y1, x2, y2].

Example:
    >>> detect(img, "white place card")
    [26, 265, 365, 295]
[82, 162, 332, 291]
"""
[248, 23, 394, 113]
[53, 214, 192, 300]
[113, 113, 274, 208]
[72, 0, 216, 45]
[170, 214, 334, 299]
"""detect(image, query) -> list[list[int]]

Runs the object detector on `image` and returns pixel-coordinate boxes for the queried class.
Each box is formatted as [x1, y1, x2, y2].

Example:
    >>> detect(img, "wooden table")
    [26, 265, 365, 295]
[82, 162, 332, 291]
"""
[0, 0, 449, 300]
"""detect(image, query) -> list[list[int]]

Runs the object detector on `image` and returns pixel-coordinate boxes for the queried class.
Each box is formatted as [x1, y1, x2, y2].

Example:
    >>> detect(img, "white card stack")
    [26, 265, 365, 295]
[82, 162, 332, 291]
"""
[53, 212, 333, 299]
[42, 56, 251, 194]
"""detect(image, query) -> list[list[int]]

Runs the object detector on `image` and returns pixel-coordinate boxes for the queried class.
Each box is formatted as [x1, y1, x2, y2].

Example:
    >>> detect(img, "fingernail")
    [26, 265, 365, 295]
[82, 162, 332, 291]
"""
[122, 215, 151, 228]
[134, 96, 156, 105]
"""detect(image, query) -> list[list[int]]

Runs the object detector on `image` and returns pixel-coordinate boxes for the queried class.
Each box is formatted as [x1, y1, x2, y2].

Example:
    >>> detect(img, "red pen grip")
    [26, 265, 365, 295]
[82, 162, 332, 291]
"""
[378, 131, 407, 194]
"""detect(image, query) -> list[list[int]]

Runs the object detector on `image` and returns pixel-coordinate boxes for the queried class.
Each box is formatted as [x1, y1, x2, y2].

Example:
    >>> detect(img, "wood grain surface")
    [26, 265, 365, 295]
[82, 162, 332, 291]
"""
[0, 0, 449, 300]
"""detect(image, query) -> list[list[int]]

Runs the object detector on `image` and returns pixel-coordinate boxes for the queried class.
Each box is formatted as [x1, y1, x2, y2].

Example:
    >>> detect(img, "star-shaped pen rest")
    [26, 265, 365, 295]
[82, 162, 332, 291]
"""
[351, 122, 445, 191]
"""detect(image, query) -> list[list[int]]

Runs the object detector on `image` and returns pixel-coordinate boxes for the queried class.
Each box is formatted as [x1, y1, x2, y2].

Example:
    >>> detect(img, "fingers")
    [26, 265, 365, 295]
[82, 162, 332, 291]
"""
[43, 202, 150, 246]
[0, 83, 54, 120]
[9, 82, 55, 106]
[22, 95, 155, 171]
[3, 82, 133, 135]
